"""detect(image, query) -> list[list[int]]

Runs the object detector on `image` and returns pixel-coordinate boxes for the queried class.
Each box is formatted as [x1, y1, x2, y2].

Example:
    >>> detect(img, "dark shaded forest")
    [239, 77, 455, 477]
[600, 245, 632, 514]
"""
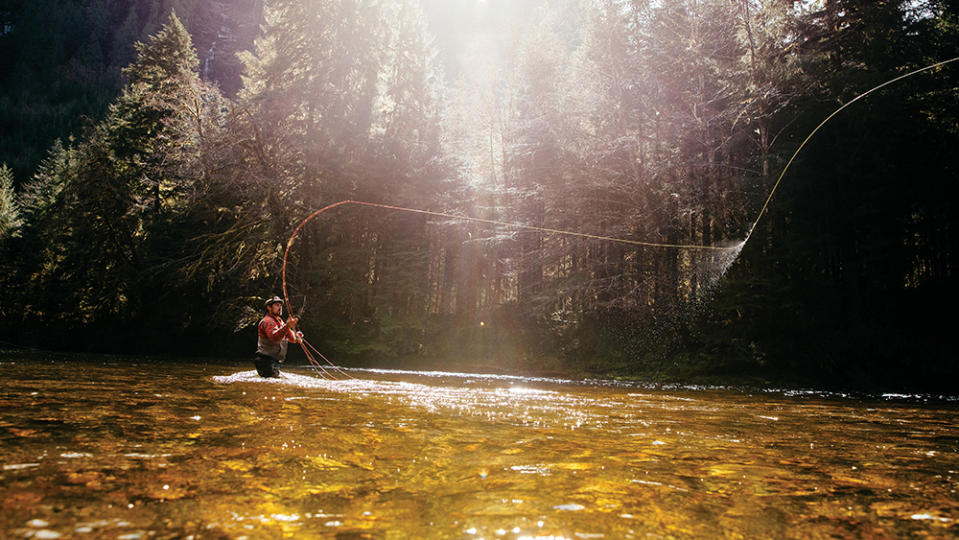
[1, 0, 957, 391]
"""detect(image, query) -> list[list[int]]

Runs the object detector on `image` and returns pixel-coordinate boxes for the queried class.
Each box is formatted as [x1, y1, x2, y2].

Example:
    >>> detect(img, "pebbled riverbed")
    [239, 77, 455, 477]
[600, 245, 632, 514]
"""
[1, 352, 957, 538]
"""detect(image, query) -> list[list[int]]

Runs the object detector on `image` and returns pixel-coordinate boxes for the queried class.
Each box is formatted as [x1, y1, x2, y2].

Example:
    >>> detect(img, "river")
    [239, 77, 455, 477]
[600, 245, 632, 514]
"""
[1, 351, 957, 538]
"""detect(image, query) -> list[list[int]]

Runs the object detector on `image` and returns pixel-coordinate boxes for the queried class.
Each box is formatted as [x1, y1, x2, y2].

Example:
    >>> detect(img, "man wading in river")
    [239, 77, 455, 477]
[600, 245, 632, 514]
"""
[255, 296, 302, 378]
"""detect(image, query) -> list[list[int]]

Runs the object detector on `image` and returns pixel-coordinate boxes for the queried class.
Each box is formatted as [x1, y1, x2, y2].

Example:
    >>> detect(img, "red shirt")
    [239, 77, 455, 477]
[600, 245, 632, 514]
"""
[258, 314, 297, 343]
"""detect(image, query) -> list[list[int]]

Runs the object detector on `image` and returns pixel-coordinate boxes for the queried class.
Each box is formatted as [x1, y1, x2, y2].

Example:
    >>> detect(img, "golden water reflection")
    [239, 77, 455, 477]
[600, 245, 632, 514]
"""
[1, 355, 957, 538]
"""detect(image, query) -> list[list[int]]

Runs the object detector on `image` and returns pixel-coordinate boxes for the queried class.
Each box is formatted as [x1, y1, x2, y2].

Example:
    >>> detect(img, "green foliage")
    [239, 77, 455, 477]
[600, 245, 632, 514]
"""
[0, 164, 21, 239]
[133, 9, 198, 77]
[184, 0, 451, 351]
[0, 0, 256, 184]
[2, 10, 224, 350]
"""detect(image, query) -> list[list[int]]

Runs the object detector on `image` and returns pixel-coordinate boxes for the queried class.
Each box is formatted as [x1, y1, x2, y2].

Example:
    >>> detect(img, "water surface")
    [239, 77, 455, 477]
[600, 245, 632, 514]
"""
[1, 352, 957, 538]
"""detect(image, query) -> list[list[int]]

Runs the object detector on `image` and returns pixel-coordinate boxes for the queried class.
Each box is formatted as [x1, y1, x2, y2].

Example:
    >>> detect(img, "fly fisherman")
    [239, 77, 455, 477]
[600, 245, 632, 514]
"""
[255, 296, 302, 378]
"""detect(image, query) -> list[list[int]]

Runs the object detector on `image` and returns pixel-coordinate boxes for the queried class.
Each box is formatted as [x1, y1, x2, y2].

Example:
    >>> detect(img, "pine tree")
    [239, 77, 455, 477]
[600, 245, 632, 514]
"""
[17, 140, 76, 238]
[0, 164, 20, 239]
[214, 0, 454, 356]
[732, 0, 802, 178]
[4, 10, 222, 342]
[111, 9, 209, 219]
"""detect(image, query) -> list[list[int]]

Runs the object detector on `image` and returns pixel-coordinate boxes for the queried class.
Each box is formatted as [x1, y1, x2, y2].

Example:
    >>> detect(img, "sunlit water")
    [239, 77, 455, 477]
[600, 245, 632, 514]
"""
[2, 352, 958, 538]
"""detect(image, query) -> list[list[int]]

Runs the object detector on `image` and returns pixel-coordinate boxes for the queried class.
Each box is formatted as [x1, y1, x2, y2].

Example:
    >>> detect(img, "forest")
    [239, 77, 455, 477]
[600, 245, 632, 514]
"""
[0, 0, 957, 391]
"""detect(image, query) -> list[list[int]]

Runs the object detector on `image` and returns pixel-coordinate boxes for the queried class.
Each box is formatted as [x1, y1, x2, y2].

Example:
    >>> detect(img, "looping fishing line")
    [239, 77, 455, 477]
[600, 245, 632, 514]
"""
[281, 56, 958, 380]
[280, 200, 733, 379]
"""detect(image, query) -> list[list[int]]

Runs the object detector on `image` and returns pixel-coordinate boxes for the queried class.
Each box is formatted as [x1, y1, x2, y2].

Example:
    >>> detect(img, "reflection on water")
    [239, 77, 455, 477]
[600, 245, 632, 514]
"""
[1, 353, 958, 538]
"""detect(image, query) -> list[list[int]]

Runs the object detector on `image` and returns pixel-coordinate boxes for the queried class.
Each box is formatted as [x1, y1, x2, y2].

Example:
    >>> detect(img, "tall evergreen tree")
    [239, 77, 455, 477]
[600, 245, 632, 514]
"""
[111, 9, 211, 220]
[186, 0, 453, 358]
[4, 10, 221, 349]
[0, 164, 20, 239]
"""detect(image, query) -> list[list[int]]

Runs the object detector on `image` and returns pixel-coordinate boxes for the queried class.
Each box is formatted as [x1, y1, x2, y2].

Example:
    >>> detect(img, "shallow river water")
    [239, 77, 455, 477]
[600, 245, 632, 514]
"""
[1, 352, 958, 539]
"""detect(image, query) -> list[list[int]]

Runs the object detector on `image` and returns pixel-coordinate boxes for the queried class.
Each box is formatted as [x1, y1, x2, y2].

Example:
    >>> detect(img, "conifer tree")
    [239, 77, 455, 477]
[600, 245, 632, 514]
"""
[0, 164, 20, 239]
[110, 9, 210, 219]
[209, 0, 453, 355]
[5, 10, 221, 340]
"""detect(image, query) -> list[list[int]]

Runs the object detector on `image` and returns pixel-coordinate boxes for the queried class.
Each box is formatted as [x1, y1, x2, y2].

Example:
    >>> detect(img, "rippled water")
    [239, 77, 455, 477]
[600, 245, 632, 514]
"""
[1, 352, 958, 538]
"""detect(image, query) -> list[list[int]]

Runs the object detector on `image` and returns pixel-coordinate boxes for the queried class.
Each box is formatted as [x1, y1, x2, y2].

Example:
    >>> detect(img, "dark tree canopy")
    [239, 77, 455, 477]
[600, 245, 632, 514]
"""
[0, 0, 957, 391]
